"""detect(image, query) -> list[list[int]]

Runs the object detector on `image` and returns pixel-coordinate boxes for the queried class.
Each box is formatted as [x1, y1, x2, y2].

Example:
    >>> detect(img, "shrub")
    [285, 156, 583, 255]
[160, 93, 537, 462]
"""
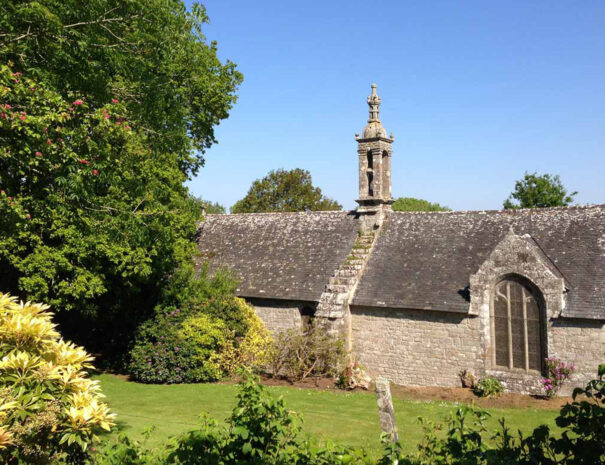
[542, 357, 574, 398]
[474, 377, 503, 398]
[0, 292, 114, 464]
[268, 323, 347, 382]
[129, 294, 272, 384]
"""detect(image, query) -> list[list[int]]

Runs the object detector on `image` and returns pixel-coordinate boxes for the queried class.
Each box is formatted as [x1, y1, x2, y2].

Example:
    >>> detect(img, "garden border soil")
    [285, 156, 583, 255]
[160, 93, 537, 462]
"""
[255, 376, 571, 410]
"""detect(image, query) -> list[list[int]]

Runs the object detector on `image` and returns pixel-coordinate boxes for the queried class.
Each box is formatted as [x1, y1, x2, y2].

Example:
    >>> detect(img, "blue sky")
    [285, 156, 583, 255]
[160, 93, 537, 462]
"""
[186, 1, 605, 211]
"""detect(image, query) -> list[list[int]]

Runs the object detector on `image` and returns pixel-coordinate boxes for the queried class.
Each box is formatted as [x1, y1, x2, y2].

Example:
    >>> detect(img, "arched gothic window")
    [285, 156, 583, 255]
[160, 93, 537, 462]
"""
[493, 277, 544, 372]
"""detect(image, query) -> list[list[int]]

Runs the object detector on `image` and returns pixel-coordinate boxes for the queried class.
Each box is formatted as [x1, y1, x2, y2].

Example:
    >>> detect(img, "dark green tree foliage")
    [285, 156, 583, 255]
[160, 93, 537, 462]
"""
[504, 172, 577, 209]
[0, 0, 242, 178]
[0, 66, 204, 357]
[0, 1, 241, 359]
[392, 197, 451, 212]
[231, 169, 342, 213]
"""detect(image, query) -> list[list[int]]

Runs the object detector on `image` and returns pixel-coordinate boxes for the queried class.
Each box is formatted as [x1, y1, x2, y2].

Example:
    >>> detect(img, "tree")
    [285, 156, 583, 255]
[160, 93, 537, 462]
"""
[504, 172, 577, 209]
[0, 1, 242, 360]
[0, 0, 242, 178]
[0, 66, 201, 359]
[231, 169, 342, 213]
[392, 197, 451, 212]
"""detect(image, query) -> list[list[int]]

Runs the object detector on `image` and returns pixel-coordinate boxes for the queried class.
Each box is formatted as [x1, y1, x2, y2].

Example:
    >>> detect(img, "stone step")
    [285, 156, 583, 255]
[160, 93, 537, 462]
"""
[349, 253, 368, 260]
[319, 292, 348, 305]
[325, 283, 348, 293]
[345, 258, 364, 265]
[335, 269, 358, 278]
[329, 276, 357, 286]
[341, 264, 362, 271]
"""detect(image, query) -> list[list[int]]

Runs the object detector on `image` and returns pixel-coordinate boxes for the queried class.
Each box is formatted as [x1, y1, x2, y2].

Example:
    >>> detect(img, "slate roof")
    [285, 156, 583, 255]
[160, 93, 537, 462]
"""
[352, 205, 605, 319]
[196, 211, 360, 302]
[196, 205, 605, 320]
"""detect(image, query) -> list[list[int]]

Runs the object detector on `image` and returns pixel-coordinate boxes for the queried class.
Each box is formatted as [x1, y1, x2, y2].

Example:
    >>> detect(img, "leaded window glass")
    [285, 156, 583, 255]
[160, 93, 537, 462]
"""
[493, 277, 543, 371]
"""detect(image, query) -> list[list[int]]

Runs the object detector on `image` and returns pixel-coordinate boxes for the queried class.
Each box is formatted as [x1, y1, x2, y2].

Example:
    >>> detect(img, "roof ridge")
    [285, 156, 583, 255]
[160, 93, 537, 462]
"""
[204, 210, 354, 217]
[390, 204, 605, 216]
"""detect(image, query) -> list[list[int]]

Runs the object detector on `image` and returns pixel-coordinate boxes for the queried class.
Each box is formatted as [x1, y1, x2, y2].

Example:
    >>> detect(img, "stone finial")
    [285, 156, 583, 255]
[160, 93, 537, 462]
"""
[367, 83, 382, 123]
[362, 84, 388, 139]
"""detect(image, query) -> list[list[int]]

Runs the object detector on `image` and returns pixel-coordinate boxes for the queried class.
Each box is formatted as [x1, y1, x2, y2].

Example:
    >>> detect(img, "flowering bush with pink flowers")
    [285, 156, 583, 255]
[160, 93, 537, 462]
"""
[542, 357, 574, 398]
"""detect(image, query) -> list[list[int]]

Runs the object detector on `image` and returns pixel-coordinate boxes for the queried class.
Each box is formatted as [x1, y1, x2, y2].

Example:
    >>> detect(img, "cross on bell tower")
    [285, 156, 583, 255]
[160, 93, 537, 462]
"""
[355, 84, 394, 218]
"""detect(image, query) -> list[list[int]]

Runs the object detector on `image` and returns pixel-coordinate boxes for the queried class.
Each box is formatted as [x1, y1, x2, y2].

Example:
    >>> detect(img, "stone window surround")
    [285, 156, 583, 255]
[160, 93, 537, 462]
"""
[469, 230, 566, 376]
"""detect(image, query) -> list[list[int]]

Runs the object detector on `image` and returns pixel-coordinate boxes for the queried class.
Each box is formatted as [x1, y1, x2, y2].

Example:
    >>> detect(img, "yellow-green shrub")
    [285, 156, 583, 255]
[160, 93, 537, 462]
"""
[129, 296, 272, 384]
[0, 292, 114, 463]
[217, 298, 273, 374]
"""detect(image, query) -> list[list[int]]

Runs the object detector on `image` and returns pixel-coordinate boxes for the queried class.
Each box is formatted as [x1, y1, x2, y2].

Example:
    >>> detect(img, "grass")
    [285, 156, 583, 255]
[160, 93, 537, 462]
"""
[97, 374, 560, 455]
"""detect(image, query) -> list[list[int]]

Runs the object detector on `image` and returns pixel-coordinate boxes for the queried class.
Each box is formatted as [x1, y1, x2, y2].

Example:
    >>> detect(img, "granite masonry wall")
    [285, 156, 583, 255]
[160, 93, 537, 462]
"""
[246, 298, 310, 334]
[351, 305, 605, 395]
[351, 306, 483, 387]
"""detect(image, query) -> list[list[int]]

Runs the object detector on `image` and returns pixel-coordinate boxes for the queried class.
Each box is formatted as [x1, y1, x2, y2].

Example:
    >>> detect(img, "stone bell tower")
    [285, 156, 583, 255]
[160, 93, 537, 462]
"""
[355, 84, 394, 231]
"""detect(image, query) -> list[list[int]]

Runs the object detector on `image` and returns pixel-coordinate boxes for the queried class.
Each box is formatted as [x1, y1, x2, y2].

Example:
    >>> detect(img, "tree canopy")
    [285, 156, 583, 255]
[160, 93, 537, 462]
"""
[1, 0, 242, 178]
[0, 66, 205, 357]
[392, 197, 451, 212]
[231, 169, 342, 213]
[0, 1, 242, 360]
[503, 172, 577, 209]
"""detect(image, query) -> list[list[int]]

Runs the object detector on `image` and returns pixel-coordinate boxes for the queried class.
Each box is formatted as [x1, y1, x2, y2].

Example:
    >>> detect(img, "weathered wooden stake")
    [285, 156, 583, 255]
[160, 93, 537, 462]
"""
[375, 377, 398, 441]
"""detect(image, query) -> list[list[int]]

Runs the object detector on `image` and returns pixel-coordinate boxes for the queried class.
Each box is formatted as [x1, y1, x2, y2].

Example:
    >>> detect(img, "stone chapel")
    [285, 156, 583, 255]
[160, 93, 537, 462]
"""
[196, 85, 605, 394]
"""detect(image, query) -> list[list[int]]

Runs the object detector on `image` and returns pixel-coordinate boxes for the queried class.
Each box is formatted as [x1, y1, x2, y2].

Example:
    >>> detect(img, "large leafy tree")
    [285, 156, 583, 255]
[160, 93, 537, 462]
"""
[0, 0, 242, 178]
[392, 197, 451, 212]
[0, 67, 199, 357]
[231, 169, 342, 213]
[504, 172, 577, 209]
[0, 1, 241, 359]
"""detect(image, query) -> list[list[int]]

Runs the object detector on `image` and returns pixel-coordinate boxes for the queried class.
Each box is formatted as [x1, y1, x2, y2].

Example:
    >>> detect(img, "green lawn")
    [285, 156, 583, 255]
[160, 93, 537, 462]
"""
[97, 374, 560, 455]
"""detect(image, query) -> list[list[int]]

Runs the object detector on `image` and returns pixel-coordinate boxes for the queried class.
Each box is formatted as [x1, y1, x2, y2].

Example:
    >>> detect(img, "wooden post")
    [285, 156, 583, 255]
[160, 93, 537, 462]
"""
[375, 377, 398, 441]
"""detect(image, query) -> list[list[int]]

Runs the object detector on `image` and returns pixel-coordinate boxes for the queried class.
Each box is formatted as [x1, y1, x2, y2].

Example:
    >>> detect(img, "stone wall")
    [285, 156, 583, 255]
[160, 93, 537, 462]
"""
[246, 298, 310, 334]
[351, 305, 605, 394]
[548, 318, 605, 394]
[351, 306, 483, 387]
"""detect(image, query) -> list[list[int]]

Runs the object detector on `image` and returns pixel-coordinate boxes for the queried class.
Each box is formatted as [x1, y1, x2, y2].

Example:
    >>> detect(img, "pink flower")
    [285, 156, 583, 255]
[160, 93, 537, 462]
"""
[35, 152, 42, 157]
[4, 104, 11, 109]
[79, 159, 89, 165]
[46, 139, 52, 145]
[111, 98, 119, 103]
[12, 72, 22, 77]
[72, 99, 84, 106]
[124, 125, 131, 130]
[92, 169, 99, 176]
[0, 113, 5, 119]
[19, 115, 26, 121]
[116, 121, 121, 126]
[26, 214, 31, 219]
